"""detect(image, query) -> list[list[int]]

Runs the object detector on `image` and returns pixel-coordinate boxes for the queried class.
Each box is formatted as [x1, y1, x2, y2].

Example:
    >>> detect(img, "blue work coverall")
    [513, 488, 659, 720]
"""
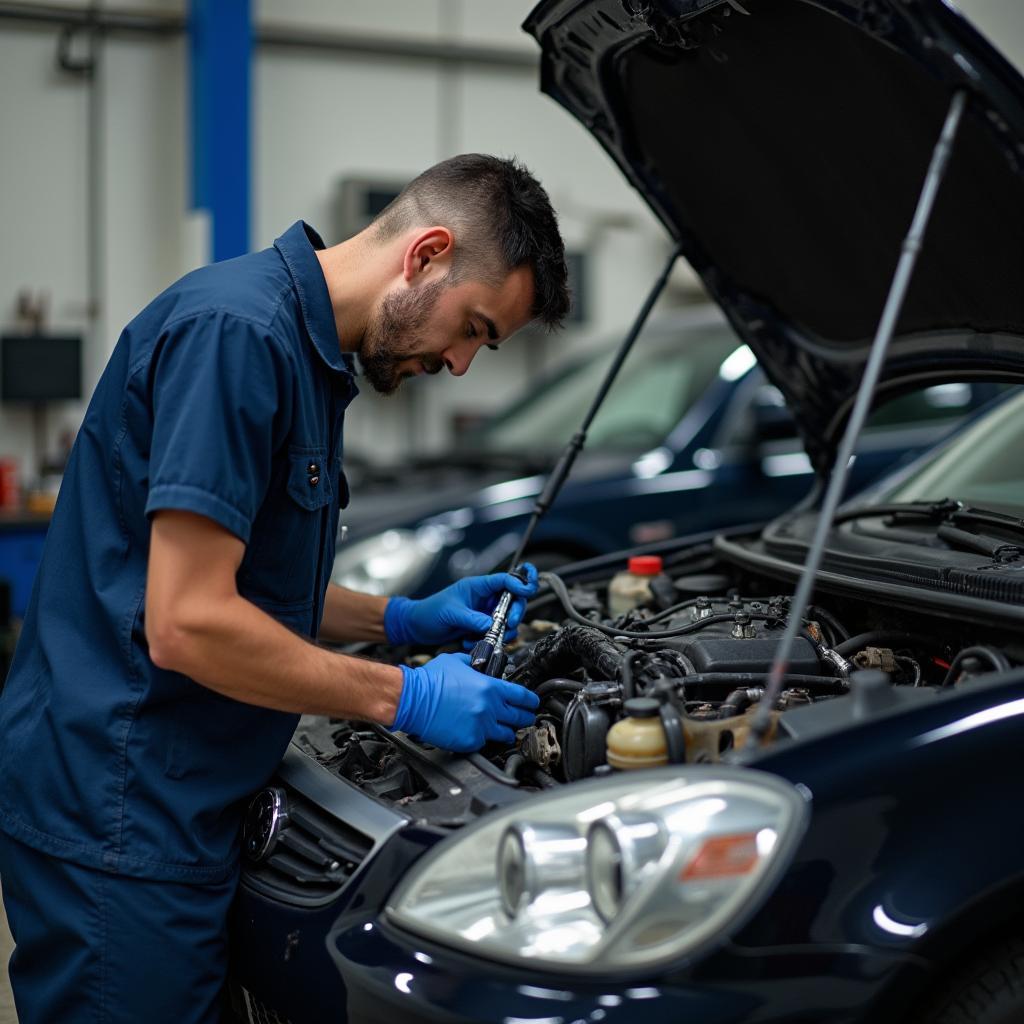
[0, 221, 356, 1022]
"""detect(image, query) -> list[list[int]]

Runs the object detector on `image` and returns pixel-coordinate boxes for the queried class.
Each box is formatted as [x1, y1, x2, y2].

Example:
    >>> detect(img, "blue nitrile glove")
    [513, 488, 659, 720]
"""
[389, 653, 540, 752]
[384, 563, 539, 647]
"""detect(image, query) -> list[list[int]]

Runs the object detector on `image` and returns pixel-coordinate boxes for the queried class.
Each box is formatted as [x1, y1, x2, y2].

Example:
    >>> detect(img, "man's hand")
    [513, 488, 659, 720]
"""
[383, 564, 539, 647]
[390, 653, 539, 752]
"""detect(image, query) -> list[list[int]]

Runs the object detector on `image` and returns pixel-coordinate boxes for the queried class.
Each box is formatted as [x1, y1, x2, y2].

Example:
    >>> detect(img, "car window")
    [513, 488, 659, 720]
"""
[471, 322, 739, 453]
[884, 388, 1024, 514]
[864, 383, 1002, 431]
[719, 380, 1003, 451]
[714, 375, 797, 450]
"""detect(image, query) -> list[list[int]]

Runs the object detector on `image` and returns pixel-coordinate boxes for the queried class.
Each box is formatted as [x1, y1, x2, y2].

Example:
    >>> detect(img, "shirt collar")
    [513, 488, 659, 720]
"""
[274, 221, 356, 378]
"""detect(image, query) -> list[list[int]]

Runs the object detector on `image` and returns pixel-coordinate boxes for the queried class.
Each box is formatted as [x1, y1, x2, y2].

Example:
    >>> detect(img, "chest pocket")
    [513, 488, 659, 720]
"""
[240, 445, 333, 609]
[287, 447, 334, 509]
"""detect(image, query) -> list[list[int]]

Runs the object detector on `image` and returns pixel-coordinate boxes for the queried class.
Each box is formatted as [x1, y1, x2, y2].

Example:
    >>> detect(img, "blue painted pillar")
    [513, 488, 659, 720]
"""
[189, 0, 251, 262]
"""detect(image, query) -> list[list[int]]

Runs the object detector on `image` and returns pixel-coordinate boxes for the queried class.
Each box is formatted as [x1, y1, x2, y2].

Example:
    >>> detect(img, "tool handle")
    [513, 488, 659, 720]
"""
[485, 648, 508, 679]
[470, 638, 495, 672]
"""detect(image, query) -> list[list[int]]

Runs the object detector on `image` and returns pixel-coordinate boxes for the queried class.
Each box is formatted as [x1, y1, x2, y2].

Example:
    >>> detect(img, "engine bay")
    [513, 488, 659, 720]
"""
[296, 543, 1020, 826]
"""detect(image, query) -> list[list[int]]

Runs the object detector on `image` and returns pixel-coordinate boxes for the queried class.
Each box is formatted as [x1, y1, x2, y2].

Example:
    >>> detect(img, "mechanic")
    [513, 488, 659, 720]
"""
[0, 154, 570, 1023]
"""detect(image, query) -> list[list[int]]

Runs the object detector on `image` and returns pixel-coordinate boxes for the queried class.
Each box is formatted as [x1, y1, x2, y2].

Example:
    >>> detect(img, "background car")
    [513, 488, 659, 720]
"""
[332, 309, 1002, 598]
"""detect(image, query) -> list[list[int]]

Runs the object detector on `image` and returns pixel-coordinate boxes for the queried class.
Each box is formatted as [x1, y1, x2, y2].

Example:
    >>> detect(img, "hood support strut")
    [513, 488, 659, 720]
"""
[508, 245, 681, 568]
[752, 88, 970, 739]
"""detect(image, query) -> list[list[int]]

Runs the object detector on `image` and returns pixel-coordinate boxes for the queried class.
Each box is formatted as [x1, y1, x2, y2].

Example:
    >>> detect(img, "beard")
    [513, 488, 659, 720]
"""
[358, 278, 448, 395]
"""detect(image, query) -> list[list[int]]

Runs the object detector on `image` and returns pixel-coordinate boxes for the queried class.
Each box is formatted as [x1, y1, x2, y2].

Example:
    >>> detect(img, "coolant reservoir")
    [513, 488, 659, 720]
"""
[606, 698, 668, 770]
[608, 555, 663, 617]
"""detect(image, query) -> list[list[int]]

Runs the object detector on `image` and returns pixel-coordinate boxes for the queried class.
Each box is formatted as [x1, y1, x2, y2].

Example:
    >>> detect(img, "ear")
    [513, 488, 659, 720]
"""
[402, 227, 454, 282]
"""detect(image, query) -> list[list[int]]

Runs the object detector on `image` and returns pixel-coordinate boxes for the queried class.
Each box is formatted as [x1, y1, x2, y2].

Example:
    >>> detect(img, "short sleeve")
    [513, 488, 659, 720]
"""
[145, 312, 291, 544]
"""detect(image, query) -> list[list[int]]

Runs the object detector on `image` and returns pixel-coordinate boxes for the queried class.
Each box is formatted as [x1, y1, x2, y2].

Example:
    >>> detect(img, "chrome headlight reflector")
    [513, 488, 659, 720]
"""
[387, 768, 805, 972]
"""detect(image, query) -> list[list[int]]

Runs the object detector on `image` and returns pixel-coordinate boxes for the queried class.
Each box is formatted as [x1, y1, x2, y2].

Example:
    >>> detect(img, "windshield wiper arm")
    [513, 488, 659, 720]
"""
[835, 500, 1024, 558]
[950, 507, 1024, 537]
[936, 523, 1023, 562]
[835, 499, 1024, 549]
[832, 498, 962, 526]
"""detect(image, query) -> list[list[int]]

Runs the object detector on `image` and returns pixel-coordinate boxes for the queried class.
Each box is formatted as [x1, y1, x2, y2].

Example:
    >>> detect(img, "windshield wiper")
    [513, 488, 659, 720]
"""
[832, 498, 962, 526]
[949, 506, 1024, 537]
[936, 523, 1023, 562]
[834, 499, 1024, 558]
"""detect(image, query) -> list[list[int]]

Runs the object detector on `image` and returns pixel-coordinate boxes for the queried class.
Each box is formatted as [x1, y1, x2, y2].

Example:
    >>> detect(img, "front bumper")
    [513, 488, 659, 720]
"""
[328, 910, 918, 1024]
[231, 746, 926, 1024]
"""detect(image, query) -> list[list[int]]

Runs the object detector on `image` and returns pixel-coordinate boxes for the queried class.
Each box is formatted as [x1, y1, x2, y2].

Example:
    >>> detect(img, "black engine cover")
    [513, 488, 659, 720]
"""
[682, 636, 820, 675]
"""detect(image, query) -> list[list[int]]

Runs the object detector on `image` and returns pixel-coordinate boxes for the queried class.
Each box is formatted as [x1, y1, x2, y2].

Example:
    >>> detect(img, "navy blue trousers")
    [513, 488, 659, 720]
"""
[0, 831, 238, 1024]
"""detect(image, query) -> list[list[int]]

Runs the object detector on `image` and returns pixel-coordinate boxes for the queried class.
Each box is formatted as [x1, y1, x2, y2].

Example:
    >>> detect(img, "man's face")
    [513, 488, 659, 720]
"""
[359, 265, 535, 395]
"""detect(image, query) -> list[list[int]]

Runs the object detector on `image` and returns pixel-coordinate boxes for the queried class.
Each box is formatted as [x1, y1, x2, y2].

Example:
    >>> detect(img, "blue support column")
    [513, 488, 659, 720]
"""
[189, 0, 251, 262]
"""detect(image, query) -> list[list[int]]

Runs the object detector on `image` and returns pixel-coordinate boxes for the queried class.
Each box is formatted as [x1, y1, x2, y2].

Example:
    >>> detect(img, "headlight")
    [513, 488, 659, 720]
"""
[387, 768, 806, 972]
[331, 528, 441, 596]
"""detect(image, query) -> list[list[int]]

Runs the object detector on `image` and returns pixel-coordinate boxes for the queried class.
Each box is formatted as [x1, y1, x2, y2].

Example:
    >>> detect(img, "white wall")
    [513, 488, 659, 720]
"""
[0, 25, 91, 475]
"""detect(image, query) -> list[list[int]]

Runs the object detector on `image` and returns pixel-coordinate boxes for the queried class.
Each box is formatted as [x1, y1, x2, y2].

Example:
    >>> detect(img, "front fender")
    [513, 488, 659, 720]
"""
[729, 672, 1024, 1011]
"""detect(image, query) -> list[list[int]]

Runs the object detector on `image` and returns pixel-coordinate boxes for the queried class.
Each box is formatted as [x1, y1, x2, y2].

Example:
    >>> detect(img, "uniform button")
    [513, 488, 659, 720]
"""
[308, 475, 320, 487]
[307, 462, 319, 475]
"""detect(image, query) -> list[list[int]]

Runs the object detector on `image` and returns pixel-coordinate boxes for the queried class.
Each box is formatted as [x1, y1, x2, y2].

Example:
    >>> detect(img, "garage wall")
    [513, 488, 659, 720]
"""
[0, 25, 92, 478]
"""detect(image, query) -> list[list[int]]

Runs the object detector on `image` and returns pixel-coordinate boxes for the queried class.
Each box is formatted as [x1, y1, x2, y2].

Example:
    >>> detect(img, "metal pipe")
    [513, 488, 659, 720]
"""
[259, 24, 536, 71]
[0, 2, 182, 34]
[510, 247, 681, 567]
[0, 2, 537, 69]
[751, 89, 970, 741]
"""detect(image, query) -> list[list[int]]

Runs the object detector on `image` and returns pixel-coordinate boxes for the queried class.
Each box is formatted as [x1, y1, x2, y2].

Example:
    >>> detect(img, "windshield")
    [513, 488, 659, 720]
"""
[468, 321, 740, 453]
[884, 388, 1024, 515]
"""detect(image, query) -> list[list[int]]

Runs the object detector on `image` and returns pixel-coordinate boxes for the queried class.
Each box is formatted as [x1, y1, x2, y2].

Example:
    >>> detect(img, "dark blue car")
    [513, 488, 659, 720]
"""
[228, 1, 1024, 1021]
[332, 308, 998, 599]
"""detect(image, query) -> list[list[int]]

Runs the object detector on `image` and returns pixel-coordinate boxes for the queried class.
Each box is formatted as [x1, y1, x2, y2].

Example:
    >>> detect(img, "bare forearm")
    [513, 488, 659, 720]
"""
[149, 592, 401, 723]
[318, 584, 389, 644]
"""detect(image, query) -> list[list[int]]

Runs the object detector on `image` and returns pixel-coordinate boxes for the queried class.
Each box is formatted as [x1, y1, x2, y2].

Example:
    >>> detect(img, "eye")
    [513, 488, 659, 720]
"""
[466, 322, 477, 339]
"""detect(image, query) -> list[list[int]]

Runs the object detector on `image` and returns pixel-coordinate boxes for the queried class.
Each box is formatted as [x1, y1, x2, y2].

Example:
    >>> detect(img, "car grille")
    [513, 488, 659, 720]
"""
[242, 781, 373, 906]
[234, 983, 292, 1024]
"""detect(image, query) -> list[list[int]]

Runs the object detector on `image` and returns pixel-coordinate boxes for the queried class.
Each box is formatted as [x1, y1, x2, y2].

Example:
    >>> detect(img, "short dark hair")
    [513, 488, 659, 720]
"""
[372, 154, 570, 330]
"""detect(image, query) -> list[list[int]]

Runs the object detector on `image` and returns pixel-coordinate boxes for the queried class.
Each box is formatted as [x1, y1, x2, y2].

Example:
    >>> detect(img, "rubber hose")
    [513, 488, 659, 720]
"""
[528, 766, 558, 788]
[941, 645, 1012, 687]
[620, 649, 641, 701]
[806, 604, 851, 644]
[534, 679, 585, 699]
[718, 687, 761, 718]
[835, 631, 935, 657]
[468, 751, 520, 787]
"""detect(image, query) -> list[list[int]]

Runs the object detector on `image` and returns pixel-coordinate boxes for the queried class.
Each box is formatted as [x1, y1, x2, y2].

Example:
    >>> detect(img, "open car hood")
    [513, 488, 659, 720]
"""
[524, 0, 1024, 476]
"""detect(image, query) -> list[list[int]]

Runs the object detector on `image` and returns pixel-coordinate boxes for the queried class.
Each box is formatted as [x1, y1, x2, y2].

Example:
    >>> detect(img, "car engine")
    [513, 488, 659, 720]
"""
[295, 546, 1018, 826]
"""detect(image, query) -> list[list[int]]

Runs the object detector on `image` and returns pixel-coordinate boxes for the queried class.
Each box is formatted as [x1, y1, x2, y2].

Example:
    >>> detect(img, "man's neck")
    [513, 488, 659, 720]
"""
[315, 233, 387, 354]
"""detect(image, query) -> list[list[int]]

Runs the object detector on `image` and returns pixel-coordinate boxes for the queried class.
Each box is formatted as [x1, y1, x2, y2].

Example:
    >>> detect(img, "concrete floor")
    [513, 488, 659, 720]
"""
[0, 885, 17, 1024]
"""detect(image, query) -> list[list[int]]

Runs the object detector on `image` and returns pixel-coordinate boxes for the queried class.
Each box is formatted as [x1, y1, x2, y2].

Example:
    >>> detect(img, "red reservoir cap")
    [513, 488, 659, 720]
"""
[628, 555, 663, 575]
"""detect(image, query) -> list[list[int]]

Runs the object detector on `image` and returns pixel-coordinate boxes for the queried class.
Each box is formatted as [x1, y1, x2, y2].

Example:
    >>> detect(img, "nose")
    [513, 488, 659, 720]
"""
[442, 339, 478, 377]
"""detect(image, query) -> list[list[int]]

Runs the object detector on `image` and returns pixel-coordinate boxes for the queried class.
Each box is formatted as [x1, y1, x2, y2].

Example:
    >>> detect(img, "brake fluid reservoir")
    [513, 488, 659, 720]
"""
[606, 698, 668, 770]
[608, 555, 663, 617]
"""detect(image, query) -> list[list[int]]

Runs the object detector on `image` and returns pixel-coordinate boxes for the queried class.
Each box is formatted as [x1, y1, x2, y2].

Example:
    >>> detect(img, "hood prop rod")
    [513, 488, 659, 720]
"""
[751, 88, 969, 741]
[508, 245, 681, 569]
